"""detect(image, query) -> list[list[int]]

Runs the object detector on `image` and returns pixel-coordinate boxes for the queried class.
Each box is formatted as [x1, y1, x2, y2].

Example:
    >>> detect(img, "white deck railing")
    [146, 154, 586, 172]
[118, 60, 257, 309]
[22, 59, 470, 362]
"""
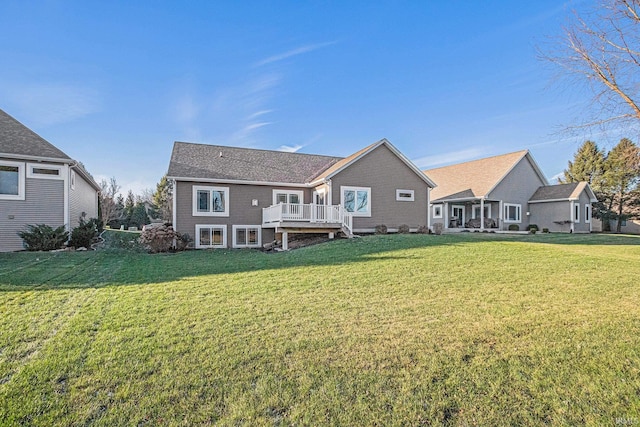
[262, 203, 352, 233]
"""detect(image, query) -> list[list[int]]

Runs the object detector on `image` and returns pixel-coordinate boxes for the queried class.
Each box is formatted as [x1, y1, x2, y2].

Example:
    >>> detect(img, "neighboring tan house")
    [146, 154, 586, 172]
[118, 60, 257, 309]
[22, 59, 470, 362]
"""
[424, 150, 596, 233]
[167, 138, 436, 249]
[0, 108, 100, 252]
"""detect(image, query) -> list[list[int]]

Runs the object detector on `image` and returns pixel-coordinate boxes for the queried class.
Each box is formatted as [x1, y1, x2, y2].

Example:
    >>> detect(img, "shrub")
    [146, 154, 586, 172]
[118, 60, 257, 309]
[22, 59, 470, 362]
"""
[417, 225, 429, 234]
[433, 223, 443, 235]
[375, 224, 388, 234]
[398, 224, 410, 234]
[527, 224, 539, 232]
[139, 224, 191, 253]
[18, 224, 69, 251]
[508, 224, 520, 231]
[542, 228, 550, 233]
[69, 218, 100, 249]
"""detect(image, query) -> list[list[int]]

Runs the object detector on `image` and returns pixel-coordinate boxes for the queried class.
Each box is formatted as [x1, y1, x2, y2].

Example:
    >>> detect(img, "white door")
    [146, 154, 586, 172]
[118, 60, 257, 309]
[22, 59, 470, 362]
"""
[313, 190, 326, 222]
[452, 205, 465, 228]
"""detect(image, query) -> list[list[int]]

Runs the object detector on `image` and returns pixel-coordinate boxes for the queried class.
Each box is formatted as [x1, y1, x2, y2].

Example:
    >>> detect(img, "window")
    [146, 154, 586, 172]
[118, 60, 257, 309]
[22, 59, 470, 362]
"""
[70, 170, 76, 190]
[195, 225, 227, 248]
[472, 204, 491, 219]
[233, 225, 261, 248]
[433, 204, 443, 218]
[193, 186, 229, 216]
[341, 186, 371, 217]
[585, 204, 591, 222]
[504, 203, 521, 223]
[27, 163, 63, 180]
[0, 160, 25, 200]
[574, 203, 580, 223]
[273, 190, 303, 205]
[396, 189, 415, 202]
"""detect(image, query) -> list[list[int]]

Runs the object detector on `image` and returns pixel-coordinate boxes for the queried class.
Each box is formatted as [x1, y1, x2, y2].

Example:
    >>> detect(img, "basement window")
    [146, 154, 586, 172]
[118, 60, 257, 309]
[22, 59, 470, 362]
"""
[233, 225, 261, 248]
[195, 225, 227, 248]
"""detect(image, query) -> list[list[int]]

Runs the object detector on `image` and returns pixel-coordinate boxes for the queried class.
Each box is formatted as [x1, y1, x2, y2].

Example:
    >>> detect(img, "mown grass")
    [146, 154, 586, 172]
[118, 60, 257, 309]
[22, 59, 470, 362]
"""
[0, 233, 639, 425]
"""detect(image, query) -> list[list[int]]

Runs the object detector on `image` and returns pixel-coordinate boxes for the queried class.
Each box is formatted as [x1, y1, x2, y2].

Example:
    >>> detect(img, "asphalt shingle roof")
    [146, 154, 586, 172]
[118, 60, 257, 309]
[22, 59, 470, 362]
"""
[529, 182, 586, 201]
[425, 150, 528, 202]
[0, 108, 71, 160]
[167, 142, 343, 184]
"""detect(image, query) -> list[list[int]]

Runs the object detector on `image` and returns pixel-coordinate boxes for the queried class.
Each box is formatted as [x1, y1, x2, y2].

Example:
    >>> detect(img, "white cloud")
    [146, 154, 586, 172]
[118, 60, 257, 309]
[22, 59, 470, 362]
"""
[413, 147, 490, 168]
[550, 172, 564, 183]
[1, 82, 101, 126]
[254, 41, 337, 67]
[278, 144, 303, 153]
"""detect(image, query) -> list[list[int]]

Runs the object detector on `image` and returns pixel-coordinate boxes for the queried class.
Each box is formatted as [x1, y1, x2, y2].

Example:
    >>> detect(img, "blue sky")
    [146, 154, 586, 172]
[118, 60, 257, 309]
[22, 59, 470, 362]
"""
[0, 1, 614, 195]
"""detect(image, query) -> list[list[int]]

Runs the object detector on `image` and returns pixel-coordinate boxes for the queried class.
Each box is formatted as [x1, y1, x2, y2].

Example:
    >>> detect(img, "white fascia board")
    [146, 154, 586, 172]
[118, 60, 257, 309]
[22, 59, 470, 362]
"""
[0, 152, 71, 164]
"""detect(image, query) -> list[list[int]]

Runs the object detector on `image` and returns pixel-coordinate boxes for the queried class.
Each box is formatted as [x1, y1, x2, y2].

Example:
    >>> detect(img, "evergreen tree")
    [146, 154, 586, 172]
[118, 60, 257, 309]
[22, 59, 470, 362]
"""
[559, 141, 605, 187]
[603, 138, 640, 232]
[153, 174, 173, 222]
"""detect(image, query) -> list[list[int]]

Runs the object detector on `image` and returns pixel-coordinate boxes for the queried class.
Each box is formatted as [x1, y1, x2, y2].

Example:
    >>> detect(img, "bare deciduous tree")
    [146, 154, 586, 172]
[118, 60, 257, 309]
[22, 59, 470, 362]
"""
[99, 177, 120, 226]
[543, 0, 640, 130]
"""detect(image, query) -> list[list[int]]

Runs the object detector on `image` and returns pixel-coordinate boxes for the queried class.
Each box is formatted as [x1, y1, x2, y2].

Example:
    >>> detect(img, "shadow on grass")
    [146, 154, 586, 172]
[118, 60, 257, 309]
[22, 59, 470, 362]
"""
[0, 232, 638, 290]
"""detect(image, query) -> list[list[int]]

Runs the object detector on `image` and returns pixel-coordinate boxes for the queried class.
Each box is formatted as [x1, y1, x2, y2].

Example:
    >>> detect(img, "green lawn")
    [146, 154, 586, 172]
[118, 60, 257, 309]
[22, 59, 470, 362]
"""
[1, 233, 639, 426]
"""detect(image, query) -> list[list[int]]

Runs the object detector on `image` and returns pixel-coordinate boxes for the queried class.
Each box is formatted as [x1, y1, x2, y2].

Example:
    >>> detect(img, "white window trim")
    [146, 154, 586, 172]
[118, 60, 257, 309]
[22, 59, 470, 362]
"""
[433, 204, 443, 219]
[195, 224, 227, 248]
[472, 204, 491, 219]
[396, 189, 415, 202]
[232, 225, 262, 248]
[0, 160, 25, 200]
[504, 203, 521, 223]
[341, 186, 372, 217]
[27, 163, 64, 180]
[585, 204, 591, 222]
[452, 204, 465, 226]
[193, 185, 229, 217]
[272, 189, 304, 205]
[574, 203, 580, 223]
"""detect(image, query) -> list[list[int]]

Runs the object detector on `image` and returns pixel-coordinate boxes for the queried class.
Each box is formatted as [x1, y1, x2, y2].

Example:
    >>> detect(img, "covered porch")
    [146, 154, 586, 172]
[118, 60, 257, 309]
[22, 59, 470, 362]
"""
[262, 203, 353, 250]
[436, 198, 502, 231]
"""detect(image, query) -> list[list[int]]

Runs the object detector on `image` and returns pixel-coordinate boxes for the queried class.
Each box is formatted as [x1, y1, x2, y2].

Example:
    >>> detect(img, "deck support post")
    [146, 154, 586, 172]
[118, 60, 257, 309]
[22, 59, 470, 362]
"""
[282, 232, 288, 250]
[328, 232, 334, 239]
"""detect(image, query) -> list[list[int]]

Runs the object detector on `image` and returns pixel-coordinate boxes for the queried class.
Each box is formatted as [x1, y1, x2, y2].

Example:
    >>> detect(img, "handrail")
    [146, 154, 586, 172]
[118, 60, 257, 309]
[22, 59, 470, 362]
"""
[262, 203, 352, 233]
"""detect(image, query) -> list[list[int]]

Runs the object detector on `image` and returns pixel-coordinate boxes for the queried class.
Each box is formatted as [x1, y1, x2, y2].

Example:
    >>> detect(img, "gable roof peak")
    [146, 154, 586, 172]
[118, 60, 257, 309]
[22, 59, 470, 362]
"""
[425, 149, 546, 202]
[0, 108, 71, 160]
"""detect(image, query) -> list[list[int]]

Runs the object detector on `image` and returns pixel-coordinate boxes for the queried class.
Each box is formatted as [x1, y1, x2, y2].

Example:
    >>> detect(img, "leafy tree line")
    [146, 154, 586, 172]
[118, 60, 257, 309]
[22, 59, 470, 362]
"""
[561, 139, 640, 232]
[98, 174, 173, 230]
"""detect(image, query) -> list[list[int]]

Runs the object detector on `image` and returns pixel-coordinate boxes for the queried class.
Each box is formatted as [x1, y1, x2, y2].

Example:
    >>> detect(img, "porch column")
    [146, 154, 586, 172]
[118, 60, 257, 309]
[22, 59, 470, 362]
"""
[444, 202, 449, 229]
[480, 198, 485, 231]
[282, 232, 288, 250]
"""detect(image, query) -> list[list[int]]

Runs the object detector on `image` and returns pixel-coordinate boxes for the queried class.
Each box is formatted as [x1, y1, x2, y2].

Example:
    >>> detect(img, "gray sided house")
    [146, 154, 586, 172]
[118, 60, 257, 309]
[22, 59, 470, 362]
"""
[0, 108, 100, 252]
[529, 182, 597, 233]
[424, 150, 596, 233]
[167, 139, 435, 249]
